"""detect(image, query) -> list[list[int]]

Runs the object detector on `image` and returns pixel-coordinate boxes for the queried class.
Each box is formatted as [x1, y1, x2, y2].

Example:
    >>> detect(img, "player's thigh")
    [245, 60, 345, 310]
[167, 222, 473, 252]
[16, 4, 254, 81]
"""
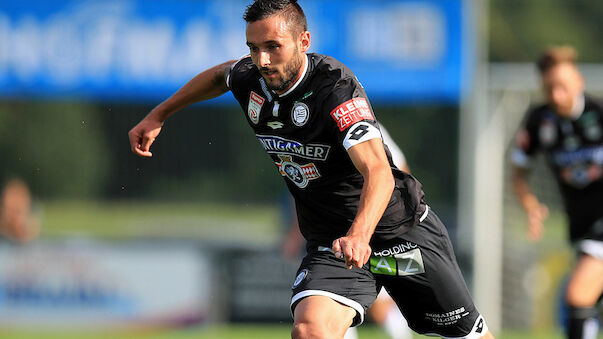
[368, 288, 396, 323]
[566, 250, 603, 306]
[372, 209, 488, 338]
[291, 249, 378, 327]
[293, 295, 356, 337]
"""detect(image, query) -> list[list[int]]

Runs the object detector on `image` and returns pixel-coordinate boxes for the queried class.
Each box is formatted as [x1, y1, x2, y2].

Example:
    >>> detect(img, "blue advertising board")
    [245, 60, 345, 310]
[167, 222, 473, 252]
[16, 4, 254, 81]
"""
[0, 0, 471, 104]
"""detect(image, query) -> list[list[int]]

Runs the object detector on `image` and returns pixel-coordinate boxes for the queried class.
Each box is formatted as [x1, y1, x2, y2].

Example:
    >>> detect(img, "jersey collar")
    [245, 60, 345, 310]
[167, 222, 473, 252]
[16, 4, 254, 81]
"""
[568, 94, 585, 120]
[278, 54, 309, 98]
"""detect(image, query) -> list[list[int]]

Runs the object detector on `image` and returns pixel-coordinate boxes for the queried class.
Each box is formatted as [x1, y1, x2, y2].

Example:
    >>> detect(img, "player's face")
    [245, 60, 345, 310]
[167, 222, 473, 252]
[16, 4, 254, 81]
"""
[246, 15, 310, 94]
[541, 63, 584, 117]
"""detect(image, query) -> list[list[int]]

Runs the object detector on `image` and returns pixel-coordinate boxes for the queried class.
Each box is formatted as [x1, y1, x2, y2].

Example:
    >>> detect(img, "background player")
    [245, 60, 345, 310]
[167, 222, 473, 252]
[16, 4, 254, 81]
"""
[129, 1, 495, 338]
[0, 178, 39, 243]
[511, 45, 603, 339]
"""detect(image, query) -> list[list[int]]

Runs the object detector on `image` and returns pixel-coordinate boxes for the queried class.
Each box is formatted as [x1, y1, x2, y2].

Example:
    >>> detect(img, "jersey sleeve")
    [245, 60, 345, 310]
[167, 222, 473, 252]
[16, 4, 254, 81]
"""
[225, 55, 252, 91]
[510, 109, 541, 168]
[379, 122, 407, 170]
[324, 76, 382, 150]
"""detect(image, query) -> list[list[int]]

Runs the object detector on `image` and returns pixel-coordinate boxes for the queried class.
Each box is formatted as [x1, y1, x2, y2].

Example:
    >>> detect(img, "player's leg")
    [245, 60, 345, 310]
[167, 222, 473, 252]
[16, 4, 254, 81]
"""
[290, 248, 379, 339]
[343, 326, 358, 339]
[369, 288, 412, 339]
[565, 243, 603, 339]
[292, 295, 356, 339]
[373, 206, 496, 339]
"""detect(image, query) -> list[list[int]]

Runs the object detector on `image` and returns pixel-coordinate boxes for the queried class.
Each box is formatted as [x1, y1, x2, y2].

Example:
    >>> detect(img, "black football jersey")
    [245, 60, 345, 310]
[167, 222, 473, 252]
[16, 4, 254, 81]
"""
[512, 95, 603, 241]
[227, 53, 426, 247]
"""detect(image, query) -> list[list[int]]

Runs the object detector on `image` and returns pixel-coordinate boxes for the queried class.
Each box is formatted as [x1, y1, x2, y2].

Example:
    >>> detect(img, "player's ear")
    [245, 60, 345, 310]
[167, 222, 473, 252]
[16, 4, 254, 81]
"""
[299, 31, 311, 53]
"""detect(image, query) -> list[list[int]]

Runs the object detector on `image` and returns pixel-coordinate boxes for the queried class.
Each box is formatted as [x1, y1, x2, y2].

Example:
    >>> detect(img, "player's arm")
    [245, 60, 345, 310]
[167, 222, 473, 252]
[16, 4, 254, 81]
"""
[510, 120, 549, 240]
[128, 59, 236, 157]
[511, 165, 549, 241]
[332, 138, 395, 269]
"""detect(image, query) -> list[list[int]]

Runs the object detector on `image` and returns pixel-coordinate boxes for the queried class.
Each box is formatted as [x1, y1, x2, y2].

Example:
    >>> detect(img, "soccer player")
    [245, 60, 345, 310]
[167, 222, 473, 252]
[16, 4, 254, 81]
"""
[511, 46, 603, 339]
[129, 1, 495, 338]
[0, 178, 39, 243]
[280, 122, 412, 339]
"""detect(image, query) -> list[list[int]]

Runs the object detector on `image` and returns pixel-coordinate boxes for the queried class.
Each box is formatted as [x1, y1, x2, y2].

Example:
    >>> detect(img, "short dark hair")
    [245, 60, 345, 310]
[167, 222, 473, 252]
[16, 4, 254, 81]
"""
[243, 0, 307, 35]
[536, 46, 578, 74]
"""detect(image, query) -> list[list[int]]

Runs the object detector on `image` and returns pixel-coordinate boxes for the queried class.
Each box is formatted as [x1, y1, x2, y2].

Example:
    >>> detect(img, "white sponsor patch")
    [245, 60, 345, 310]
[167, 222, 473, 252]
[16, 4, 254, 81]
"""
[291, 102, 310, 126]
[578, 239, 603, 260]
[343, 122, 382, 150]
[248, 91, 265, 124]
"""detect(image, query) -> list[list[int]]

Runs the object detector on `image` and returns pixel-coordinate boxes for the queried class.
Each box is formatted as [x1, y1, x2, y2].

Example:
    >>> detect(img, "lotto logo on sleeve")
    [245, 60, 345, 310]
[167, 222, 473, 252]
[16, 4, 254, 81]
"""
[330, 97, 374, 131]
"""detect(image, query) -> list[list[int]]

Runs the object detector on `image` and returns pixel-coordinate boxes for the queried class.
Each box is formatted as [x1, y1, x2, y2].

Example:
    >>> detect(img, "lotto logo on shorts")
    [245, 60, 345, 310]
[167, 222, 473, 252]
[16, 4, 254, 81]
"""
[369, 248, 425, 276]
[330, 97, 374, 131]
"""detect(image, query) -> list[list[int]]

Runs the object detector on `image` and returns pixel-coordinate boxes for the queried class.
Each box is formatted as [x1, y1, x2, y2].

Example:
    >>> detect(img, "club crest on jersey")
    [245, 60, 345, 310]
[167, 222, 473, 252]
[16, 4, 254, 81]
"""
[248, 91, 265, 124]
[538, 119, 557, 147]
[275, 155, 320, 188]
[291, 102, 310, 127]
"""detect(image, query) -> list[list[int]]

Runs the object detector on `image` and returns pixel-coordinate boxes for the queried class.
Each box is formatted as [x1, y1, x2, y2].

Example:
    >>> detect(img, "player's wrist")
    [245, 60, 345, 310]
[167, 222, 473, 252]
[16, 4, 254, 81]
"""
[521, 194, 540, 211]
[346, 227, 372, 243]
[147, 108, 169, 124]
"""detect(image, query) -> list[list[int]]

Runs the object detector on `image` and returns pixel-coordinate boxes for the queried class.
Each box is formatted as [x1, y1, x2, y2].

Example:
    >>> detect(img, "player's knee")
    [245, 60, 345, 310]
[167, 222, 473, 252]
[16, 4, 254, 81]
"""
[291, 321, 323, 339]
[291, 322, 307, 339]
[292, 319, 346, 339]
[566, 283, 596, 307]
[479, 330, 496, 339]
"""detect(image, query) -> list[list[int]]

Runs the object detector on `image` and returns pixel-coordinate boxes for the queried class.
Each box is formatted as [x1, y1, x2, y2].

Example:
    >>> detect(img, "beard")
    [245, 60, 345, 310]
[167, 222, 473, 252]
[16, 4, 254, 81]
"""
[262, 49, 303, 92]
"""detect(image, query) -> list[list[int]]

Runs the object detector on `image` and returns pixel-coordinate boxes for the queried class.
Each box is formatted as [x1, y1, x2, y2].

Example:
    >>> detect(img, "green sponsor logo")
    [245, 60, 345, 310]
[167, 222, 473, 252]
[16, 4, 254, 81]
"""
[294, 91, 313, 104]
[370, 256, 397, 276]
[370, 248, 425, 276]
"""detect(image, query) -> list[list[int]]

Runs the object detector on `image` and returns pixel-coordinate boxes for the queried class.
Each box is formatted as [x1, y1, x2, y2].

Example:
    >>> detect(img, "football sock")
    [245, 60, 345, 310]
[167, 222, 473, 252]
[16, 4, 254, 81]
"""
[343, 326, 358, 339]
[383, 305, 412, 339]
[567, 306, 599, 339]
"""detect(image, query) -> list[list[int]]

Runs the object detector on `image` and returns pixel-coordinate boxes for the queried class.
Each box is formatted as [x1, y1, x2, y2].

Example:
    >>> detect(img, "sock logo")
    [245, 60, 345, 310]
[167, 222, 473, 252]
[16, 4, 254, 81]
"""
[475, 317, 484, 333]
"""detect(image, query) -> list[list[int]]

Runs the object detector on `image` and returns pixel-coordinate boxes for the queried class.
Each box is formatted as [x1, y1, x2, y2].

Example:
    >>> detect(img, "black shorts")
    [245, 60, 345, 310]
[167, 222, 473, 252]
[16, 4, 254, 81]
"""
[290, 207, 489, 338]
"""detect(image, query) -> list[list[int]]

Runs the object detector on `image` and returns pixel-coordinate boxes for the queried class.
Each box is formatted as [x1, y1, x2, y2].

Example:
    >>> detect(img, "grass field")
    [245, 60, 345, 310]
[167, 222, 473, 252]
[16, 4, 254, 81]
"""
[39, 200, 281, 244]
[18, 201, 597, 339]
[0, 323, 576, 339]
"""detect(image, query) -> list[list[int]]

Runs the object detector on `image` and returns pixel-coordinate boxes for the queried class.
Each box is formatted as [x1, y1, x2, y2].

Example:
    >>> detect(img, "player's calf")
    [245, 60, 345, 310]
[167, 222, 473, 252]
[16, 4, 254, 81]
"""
[292, 295, 355, 339]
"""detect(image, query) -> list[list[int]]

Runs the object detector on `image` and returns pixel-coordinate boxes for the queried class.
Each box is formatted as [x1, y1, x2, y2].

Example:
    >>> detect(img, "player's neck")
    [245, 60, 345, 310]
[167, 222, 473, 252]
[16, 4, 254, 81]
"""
[568, 93, 585, 119]
[277, 54, 308, 97]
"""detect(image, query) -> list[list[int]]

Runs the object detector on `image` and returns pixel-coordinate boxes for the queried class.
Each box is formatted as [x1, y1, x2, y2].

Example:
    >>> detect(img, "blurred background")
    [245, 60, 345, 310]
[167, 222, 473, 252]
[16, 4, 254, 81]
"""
[0, 0, 602, 338]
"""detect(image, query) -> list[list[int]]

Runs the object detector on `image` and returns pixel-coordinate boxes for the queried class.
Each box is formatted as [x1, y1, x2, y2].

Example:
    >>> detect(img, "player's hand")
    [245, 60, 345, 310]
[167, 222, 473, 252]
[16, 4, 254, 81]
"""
[526, 202, 549, 242]
[128, 116, 164, 157]
[332, 235, 372, 270]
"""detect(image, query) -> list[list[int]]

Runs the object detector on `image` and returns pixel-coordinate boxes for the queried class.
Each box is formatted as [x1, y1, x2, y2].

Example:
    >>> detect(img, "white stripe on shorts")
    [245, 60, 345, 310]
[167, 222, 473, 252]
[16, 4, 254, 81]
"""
[419, 205, 430, 222]
[578, 239, 603, 260]
[291, 289, 365, 326]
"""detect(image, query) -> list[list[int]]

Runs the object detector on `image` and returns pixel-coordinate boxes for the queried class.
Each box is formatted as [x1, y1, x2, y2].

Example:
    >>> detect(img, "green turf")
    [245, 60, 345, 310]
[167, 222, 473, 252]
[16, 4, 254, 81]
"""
[39, 201, 281, 244]
[27, 202, 589, 339]
[0, 324, 587, 339]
